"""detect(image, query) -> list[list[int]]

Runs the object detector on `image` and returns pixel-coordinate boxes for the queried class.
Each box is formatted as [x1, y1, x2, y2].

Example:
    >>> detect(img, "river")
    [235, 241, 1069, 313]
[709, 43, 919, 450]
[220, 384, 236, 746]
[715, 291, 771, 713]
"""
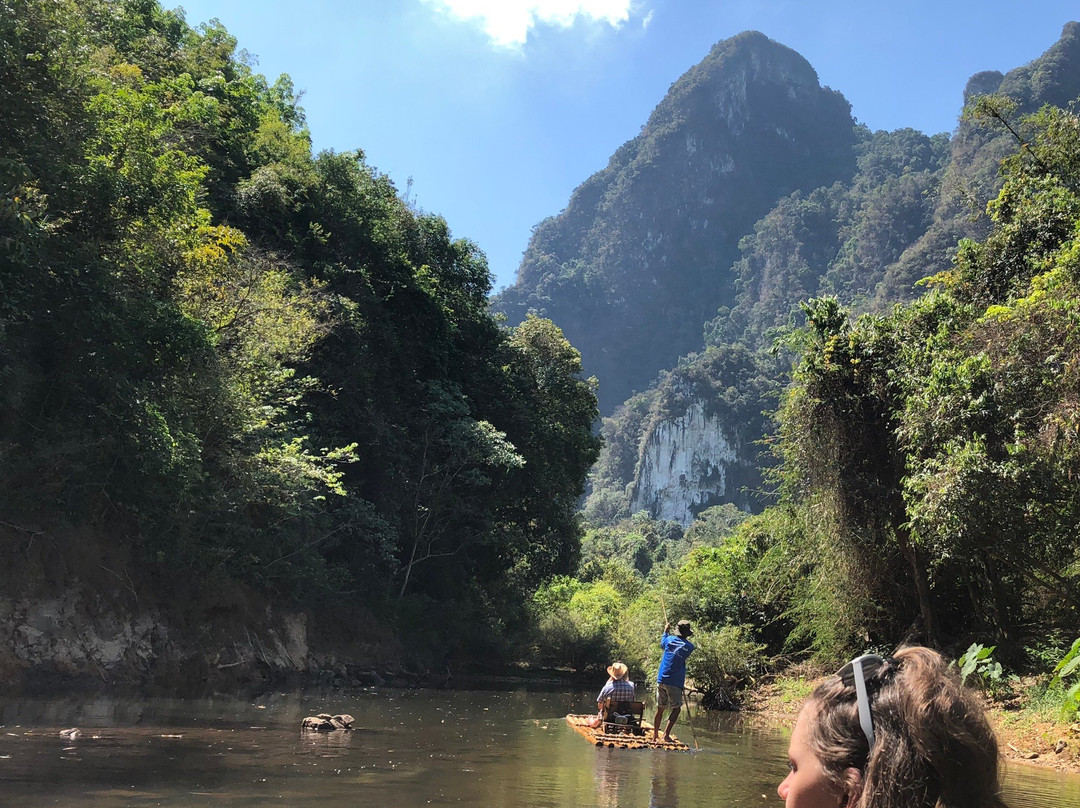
[0, 686, 1076, 806]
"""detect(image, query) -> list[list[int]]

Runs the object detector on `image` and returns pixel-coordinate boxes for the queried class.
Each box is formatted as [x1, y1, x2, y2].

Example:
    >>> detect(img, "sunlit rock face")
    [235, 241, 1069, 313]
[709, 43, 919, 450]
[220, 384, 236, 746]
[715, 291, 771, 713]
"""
[583, 345, 776, 527]
[629, 400, 747, 526]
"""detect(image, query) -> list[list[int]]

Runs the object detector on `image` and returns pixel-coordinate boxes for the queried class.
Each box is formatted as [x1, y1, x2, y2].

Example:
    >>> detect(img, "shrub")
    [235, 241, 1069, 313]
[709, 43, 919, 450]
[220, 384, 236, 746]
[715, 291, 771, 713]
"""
[1050, 637, 1080, 719]
[529, 578, 621, 672]
[686, 625, 767, 709]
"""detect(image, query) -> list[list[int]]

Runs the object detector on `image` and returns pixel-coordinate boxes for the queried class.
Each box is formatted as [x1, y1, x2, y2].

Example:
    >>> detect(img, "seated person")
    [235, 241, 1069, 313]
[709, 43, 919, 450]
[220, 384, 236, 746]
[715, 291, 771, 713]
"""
[586, 662, 635, 727]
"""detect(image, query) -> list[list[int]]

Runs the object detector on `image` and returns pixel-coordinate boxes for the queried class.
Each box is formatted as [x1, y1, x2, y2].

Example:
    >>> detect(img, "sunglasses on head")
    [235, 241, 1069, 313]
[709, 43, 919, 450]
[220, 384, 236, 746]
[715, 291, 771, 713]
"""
[836, 653, 890, 751]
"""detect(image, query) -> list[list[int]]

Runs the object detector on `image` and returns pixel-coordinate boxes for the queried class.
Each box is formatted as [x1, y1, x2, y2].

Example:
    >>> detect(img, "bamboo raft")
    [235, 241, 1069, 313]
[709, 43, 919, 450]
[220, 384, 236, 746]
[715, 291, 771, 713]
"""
[564, 714, 690, 751]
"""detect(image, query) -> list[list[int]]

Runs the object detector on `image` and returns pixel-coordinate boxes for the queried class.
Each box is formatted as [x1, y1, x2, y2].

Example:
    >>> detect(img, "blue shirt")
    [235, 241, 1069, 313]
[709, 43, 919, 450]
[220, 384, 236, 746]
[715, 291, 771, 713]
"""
[656, 632, 695, 688]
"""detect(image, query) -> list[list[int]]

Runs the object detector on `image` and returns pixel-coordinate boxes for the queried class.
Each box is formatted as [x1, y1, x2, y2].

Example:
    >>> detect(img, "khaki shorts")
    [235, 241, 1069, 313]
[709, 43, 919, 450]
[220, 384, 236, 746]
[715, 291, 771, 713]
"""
[656, 682, 683, 709]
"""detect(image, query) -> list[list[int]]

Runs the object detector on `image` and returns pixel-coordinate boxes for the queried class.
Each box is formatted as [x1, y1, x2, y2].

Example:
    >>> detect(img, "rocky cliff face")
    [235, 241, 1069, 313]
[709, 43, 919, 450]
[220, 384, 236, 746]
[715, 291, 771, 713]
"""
[629, 400, 745, 525]
[0, 522, 406, 689]
[494, 31, 857, 413]
[0, 587, 309, 684]
[584, 344, 778, 526]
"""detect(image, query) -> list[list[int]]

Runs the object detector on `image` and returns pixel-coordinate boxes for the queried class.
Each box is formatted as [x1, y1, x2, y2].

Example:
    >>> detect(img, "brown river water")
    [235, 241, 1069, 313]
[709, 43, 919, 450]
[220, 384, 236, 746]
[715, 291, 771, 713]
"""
[0, 687, 1077, 807]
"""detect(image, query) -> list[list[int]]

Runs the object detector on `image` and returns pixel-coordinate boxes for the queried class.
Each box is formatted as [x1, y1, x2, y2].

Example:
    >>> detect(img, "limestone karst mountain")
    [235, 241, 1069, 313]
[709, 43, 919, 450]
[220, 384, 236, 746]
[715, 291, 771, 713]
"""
[502, 23, 1080, 527]
[493, 31, 858, 414]
[876, 20, 1080, 302]
[582, 344, 779, 527]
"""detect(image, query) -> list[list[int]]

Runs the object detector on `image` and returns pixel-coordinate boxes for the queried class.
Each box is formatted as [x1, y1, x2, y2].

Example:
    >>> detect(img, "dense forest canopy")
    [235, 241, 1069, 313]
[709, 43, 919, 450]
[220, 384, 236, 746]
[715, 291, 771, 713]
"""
[0, 0, 600, 664]
[766, 96, 1080, 660]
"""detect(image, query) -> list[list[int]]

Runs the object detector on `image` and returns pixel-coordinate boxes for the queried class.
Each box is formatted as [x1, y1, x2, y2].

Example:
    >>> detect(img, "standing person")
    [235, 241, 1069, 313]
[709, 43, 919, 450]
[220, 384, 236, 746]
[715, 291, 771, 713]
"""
[777, 646, 1007, 808]
[653, 619, 695, 742]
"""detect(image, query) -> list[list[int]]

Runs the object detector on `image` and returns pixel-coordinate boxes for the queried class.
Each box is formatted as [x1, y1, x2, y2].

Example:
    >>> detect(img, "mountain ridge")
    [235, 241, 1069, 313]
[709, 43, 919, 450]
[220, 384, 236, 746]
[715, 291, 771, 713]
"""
[494, 30, 859, 412]
[539, 23, 1080, 525]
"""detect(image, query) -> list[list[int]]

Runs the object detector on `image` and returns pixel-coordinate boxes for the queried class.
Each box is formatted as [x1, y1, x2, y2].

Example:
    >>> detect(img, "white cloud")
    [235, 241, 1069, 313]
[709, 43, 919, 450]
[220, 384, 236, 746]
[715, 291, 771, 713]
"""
[422, 0, 636, 48]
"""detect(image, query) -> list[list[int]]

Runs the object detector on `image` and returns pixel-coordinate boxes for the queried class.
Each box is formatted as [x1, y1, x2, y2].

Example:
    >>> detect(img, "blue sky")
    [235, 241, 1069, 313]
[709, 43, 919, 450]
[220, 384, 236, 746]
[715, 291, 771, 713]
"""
[176, 1, 1079, 292]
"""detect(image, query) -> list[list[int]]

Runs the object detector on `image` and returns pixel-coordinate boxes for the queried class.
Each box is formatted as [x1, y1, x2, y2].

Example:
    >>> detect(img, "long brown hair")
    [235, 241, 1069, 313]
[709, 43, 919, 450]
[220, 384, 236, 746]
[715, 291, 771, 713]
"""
[804, 646, 1006, 808]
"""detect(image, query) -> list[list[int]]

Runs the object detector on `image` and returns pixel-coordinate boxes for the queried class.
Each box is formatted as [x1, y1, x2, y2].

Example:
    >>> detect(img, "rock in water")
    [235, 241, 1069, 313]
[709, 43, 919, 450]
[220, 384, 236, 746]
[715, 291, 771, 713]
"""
[301, 713, 355, 732]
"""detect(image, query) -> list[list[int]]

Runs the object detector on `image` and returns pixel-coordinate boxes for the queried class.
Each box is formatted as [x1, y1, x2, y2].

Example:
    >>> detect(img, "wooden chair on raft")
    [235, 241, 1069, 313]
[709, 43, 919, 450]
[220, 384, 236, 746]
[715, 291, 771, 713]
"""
[601, 698, 645, 735]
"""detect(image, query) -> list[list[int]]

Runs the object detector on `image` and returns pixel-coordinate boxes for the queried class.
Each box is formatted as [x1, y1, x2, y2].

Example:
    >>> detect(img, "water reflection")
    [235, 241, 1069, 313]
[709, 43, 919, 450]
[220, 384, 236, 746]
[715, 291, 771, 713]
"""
[300, 727, 355, 752]
[649, 750, 680, 808]
[594, 747, 632, 808]
[0, 688, 1074, 807]
[1003, 759, 1080, 808]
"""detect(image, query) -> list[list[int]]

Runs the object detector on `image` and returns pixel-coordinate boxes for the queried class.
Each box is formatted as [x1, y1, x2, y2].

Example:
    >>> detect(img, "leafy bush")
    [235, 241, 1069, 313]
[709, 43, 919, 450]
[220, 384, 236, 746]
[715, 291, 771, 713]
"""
[685, 625, 767, 709]
[957, 643, 1004, 688]
[658, 524, 765, 635]
[529, 577, 621, 672]
[1050, 637, 1080, 719]
[611, 594, 666, 682]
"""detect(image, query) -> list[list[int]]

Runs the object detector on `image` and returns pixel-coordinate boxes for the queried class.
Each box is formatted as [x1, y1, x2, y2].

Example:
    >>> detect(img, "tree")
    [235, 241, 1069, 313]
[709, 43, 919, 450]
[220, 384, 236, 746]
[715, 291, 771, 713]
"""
[396, 382, 523, 598]
[0, 1, 605, 657]
[492, 315, 602, 594]
[779, 296, 937, 646]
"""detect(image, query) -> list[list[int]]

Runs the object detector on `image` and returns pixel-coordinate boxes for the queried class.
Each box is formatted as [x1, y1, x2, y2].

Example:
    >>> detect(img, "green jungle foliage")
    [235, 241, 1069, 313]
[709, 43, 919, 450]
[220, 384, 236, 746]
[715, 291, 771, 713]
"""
[707, 127, 951, 348]
[576, 505, 749, 582]
[768, 100, 1080, 663]
[533, 101, 1080, 695]
[1050, 638, 1080, 718]
[0, 0, 600, 661]
[957, 643, 1004, 689]
[528, 505, 772, 707]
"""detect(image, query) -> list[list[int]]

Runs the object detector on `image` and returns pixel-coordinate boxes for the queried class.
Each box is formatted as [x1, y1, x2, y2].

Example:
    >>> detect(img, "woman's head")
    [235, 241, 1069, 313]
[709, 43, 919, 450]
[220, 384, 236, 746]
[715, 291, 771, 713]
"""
[779, 646, 1005, 808]
[779, 701, 859, 808]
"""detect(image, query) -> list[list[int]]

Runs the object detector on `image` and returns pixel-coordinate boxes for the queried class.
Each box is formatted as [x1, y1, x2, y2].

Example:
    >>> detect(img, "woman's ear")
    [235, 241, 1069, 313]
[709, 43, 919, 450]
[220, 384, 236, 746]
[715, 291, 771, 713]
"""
[838, 767, 863, 807]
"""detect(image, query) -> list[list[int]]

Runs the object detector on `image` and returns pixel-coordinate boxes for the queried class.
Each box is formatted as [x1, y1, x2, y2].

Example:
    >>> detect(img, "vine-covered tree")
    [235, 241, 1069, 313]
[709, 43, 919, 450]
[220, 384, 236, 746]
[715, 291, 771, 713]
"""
[771, 101, 1080, 657]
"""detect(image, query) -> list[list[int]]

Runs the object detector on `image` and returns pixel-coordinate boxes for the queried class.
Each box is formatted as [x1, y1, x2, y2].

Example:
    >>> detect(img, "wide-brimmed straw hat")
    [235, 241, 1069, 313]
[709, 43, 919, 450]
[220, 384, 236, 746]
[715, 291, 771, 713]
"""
[607, 661, 629, 680]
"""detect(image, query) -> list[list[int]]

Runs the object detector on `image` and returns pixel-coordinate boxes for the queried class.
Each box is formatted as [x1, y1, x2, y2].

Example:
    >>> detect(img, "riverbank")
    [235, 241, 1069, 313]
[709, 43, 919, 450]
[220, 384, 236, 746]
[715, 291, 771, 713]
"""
[738, 671, 1080, 775]
[0, 519, 474, 693]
